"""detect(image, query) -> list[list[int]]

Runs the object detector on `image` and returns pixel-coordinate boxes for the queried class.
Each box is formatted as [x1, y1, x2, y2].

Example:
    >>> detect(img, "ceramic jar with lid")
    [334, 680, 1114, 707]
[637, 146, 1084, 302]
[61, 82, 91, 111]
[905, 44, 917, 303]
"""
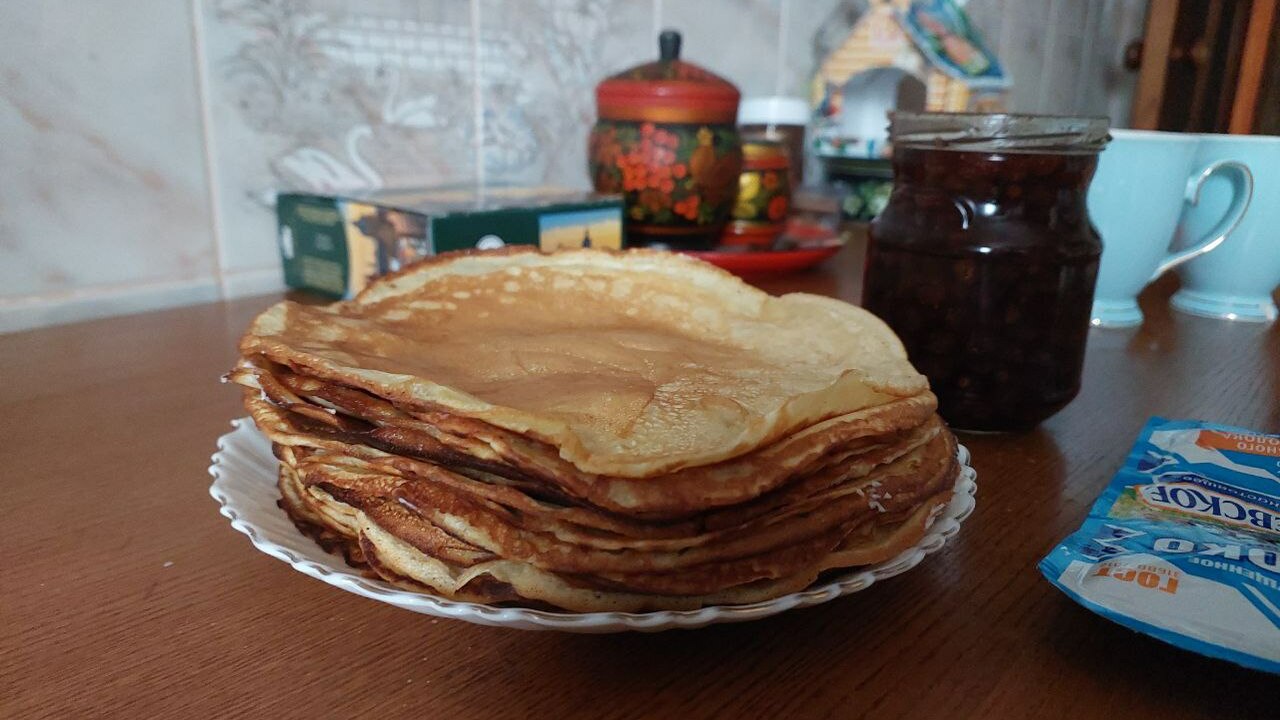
[589, 30, 743, 250]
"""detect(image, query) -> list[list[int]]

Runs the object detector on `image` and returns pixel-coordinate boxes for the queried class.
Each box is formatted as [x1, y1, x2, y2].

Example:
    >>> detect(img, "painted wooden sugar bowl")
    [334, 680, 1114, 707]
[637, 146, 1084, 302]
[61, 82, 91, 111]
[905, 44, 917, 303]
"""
[589, 30, 743, 250]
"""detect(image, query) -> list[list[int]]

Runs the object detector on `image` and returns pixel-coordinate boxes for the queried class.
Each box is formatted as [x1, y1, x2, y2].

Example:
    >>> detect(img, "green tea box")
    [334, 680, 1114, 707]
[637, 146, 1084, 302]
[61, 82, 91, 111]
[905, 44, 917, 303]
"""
[276, 186, 624, 299]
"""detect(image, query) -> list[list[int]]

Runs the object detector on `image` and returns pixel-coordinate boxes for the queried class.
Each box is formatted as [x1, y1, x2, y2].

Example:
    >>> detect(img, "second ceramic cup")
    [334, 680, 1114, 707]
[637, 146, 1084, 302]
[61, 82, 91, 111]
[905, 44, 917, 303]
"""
[1173, 134, 1280, 322]
[1087, 130, 1252, 327]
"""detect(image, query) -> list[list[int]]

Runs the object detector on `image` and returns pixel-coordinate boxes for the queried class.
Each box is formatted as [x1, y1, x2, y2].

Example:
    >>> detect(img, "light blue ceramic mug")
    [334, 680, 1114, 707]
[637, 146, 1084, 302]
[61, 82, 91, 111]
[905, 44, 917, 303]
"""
[1088, 130, 1252, 327]
[1173, 134, 1280, 322]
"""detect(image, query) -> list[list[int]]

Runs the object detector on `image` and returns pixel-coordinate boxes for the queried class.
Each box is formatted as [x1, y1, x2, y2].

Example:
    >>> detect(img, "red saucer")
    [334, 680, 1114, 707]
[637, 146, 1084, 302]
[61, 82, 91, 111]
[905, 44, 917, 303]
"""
[676, 218, 846, 276]
[683, 244, 843, 276]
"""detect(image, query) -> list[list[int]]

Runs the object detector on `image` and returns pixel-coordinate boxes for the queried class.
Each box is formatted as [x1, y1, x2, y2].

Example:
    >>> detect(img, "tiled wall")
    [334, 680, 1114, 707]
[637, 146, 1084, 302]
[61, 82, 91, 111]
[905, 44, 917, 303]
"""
[0, 0, 1149, 333]
[1, 1, 219, 331]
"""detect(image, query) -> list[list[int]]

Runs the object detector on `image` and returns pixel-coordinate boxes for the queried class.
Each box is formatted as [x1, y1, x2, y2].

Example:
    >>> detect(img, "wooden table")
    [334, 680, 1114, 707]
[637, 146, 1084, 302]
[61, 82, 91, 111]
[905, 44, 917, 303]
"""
[4, 244, 1277, 719]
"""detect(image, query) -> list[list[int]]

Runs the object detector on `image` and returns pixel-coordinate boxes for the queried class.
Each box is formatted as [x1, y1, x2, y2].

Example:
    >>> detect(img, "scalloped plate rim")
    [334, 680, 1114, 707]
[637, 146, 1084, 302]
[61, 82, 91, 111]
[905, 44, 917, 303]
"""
[209, 419, 977, 632]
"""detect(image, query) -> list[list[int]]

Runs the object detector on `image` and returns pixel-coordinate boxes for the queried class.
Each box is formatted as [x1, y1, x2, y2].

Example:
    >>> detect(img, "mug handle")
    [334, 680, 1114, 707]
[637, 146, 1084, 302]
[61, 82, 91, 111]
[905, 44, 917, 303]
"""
[1150, 160, 1253, 280]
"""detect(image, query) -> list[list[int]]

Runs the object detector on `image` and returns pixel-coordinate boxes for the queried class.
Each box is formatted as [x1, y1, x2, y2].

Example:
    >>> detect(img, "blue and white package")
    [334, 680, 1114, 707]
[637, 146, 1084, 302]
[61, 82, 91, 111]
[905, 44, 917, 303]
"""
[1040, 417, 1280, 673]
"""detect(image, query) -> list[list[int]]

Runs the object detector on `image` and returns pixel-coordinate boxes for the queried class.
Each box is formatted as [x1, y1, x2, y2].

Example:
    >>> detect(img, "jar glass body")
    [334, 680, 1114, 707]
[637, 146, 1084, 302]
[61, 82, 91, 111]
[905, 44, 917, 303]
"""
[863, 113, 1109, 431]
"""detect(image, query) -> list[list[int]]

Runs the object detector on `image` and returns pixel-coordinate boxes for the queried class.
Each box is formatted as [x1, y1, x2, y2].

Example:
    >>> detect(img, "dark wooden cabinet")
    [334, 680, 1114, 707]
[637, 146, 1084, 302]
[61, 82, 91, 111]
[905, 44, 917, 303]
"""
[1131, 0, 1278, 133]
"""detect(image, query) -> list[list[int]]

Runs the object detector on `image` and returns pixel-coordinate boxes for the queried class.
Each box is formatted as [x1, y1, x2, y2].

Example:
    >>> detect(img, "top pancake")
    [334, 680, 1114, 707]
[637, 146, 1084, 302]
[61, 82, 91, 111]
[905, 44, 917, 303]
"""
[240, 248, 928, 477]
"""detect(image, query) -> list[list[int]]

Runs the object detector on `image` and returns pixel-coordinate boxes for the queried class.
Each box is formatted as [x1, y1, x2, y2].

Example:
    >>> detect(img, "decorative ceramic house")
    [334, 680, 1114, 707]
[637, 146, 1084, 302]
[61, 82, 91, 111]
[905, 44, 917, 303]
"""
[812, 0, 1009, 159]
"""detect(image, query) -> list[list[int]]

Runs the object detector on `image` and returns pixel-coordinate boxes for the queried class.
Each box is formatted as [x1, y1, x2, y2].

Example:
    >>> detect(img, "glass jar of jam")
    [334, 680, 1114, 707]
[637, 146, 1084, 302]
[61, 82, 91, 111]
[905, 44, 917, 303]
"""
[863, 112, 1110, 431]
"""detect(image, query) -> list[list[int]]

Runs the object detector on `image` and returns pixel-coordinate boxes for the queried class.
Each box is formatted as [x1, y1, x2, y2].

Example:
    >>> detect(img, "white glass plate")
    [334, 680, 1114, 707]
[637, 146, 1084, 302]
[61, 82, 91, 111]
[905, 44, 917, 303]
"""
[209, 419, 977, 633]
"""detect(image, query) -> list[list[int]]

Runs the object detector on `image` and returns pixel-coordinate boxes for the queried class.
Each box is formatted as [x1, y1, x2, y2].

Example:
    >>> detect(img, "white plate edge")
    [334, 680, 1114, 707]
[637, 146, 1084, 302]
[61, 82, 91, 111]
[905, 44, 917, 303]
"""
[208, 420, 977, 632]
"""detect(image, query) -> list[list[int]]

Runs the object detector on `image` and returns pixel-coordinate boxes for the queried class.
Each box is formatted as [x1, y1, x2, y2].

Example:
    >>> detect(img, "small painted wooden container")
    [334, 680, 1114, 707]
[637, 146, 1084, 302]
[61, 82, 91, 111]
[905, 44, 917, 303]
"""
[588, 31, 742, 250]
[722, 139, 792, 250]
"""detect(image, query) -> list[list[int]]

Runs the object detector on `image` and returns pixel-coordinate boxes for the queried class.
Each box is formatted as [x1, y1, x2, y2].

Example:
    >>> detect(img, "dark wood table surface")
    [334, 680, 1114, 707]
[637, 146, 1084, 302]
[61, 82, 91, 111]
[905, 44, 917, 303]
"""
[4, 243, 1278, 719]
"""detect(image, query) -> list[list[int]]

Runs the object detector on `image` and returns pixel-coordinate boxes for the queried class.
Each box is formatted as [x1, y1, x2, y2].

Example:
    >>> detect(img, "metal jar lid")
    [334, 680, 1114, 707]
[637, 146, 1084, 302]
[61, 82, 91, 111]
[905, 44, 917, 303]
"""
[889, 112, 1111, 154]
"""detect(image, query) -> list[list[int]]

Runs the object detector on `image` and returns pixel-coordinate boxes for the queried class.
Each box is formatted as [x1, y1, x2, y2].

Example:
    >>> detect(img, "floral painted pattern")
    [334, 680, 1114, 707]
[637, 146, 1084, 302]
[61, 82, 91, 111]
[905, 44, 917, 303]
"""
[210, 0, 648, 198]
[733, 168, 790, 225]
[589, 121, 741, 227]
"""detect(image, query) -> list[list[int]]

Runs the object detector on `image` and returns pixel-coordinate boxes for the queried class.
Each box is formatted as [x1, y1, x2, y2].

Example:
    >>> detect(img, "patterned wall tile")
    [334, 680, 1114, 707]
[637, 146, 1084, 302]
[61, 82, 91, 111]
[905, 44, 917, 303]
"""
[2, 0, 1151, 332]
[661, 0, 783, 99]
[1091, 0, 1148, 127]
[782, 0, 862, 103]
[199, 0, 478, 289]
[477, 0, 654, 189]
[965, 0, 1146, 120]
[1036, 0, 1093, 115]
[0, 1, 215, 301]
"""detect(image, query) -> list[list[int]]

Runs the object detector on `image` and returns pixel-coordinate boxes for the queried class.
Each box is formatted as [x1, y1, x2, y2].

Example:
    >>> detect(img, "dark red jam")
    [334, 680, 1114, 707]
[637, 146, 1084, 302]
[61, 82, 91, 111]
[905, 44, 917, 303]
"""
[864, 145, 1102, 431]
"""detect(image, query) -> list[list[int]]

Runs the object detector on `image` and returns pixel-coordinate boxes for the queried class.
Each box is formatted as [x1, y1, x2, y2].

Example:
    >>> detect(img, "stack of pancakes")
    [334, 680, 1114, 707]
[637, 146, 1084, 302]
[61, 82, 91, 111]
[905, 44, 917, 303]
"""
[229, 249, 959, 612]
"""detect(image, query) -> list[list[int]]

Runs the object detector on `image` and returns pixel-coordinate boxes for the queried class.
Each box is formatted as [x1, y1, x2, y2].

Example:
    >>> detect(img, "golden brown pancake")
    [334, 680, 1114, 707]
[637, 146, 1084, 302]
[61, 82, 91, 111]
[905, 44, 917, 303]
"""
[231, 249, 963, 612]
[286, 432, 954, 571]
[239, 248, 929, 478]
[319, 478, 957, 613]
[268, 423, 957, 606]
[232, 360, 939, 517]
